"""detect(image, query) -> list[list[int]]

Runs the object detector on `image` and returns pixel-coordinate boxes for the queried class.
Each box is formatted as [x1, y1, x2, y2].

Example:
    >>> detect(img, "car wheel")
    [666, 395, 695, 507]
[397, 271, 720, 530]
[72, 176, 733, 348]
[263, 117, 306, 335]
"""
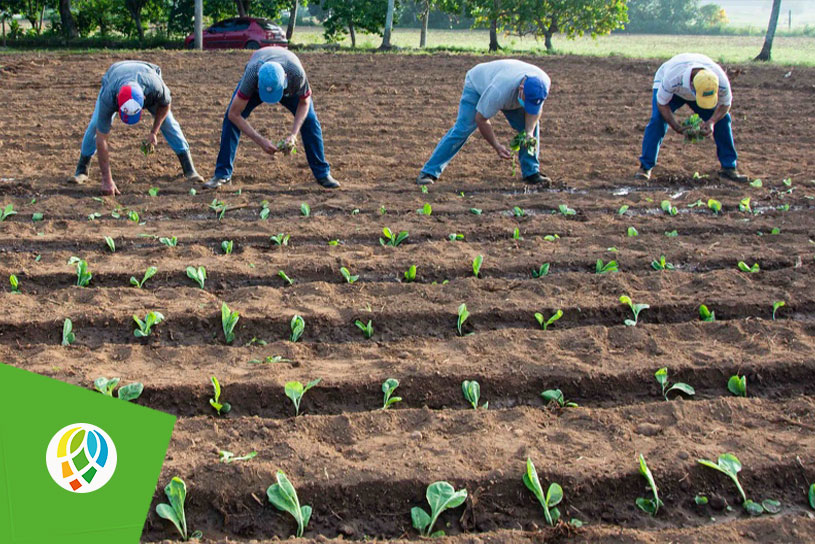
[245, 40, 260, 50]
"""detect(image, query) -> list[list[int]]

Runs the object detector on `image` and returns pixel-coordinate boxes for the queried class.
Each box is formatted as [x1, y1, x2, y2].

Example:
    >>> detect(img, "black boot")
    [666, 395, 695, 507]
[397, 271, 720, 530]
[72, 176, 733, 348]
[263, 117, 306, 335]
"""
[70, 154, 92, 184]
[177, 150, 203, 182]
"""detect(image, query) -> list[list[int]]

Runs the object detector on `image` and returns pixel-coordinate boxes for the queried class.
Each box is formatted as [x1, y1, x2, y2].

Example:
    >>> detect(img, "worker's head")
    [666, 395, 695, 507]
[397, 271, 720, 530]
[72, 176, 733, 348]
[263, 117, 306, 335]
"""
[258, 62, 287, 104]
[518, 75, 548, 116]
[692, 69, 719, 109]
[117, 82, 144, 125]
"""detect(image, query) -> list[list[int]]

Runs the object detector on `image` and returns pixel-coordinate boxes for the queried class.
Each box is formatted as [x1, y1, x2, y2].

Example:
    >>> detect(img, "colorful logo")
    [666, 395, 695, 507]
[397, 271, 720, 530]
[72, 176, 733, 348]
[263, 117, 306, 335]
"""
[45, 423, 118, 493]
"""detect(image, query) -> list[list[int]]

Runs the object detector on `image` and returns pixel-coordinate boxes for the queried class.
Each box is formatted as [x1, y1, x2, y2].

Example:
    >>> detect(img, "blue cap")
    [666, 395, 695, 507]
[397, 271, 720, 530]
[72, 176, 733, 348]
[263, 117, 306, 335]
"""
[522, 76, 547, 115]
[258, 62, 286, 104]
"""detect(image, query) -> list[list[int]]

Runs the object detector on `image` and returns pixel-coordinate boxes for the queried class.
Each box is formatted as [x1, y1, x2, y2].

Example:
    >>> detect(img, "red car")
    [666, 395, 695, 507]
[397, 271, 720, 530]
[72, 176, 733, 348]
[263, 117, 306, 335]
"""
[184, 18, 287, 50]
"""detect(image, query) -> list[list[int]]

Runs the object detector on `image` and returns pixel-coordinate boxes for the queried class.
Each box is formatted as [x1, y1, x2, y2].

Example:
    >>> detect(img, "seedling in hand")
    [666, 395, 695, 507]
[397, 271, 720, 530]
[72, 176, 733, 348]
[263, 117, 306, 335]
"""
[380, 227, 409, 247]
[155, 477, 202, 541]
[354, 319, 373, 339]
[104, 236, 116, 252]
[221, 240, 233, 254]
[472, 255, 483, 277]
[140, 141, 155, 156]
[285, 378, 321, 416]
[596, 259, 618, 274]
[772, 301, 785, 320]
[221, 302, 239, 344]
[290, 315, 305, 342]
[404, 265, 417, 282]
[462, 380, 487, 410]
[523, 458, 563, 526]
[541, 389, 577, 408]
[276, 139, 297, 155]
[267, 471, 311, 538]
[682, 114, 704, 142]
[535, 309, 563, 331]
[456, 303, 469, 336]
[728, 374, 747, 397]
[270, 233, 290, 246]
[381, 378, 402, 409]
[531, 263, 550, 278]
[636, 454, 663, 516]
[620, 295, 649, 326]
[654, 367, 695, 400]
[219, 450, 257, 464]
[651, 255, 675, 270]
[94, 377, 143, 401]
[411, 481, 468, 537]
[737, 261, 759, 273]
[699, 304, 715, 322]
[133, 311, 164, 338]
[62, 318, 75, 346]
[130, 266, 157, 289]
[68, 256, 92, 287]
[186, 266, 206, 288]
[508, 132, 536, 176]
[340, 266, 359, 284]
[209, 376, 231, 415]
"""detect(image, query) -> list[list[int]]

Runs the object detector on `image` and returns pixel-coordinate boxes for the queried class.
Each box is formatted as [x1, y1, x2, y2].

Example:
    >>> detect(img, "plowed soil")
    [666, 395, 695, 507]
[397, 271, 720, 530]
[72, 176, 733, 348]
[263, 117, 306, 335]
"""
[1, 51, 814, 543]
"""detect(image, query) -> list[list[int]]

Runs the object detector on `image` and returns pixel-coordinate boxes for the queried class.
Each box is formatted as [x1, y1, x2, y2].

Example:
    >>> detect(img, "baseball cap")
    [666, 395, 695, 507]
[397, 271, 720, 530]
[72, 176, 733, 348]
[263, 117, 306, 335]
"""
[258, 62, 287, 104]
[117, 83, 144, 125]
[693, 69, 719, 109]
[522, 75, 548, 115]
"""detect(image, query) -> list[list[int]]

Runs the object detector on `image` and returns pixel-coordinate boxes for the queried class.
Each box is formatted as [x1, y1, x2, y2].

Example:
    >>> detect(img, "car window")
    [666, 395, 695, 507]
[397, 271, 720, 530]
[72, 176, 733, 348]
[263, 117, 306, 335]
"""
[256, 19, 277, 31]
[232, 21, 250, 31]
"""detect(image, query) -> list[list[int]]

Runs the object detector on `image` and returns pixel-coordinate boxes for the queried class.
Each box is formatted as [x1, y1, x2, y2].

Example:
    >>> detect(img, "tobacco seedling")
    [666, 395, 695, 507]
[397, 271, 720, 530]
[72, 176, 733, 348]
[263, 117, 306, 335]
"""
[221, 302, 239, 344]
[31, 212, 43, 222]
[543, 234, 559, 242]
[186, 266, 206, 288]
[340, 266, 359, 284]
[219, 450, 257, 464]
[772, 300, 785, 320]
[354, 319, 373, 339]
[156, 477, 202, 541]
[513, 227, 522, 240]
[160, 236, 178, 247]
[620, 295, 649, 326]
[456, 303, 469, 336]
[275, 139, 297, 155]
[469, 207, 482, 215]
[523, 458, 563, 526]
[513, 206, 525, 217]
[558, 204, 576, 216]
[739, 197, 753, 213]
[462, 380, 487, 410]
[738, 261, 759, 273]
[682, 113, 704, 142]
[531, 263, 550, 278]
[209, 376, 231, 415]
[9, 274, 19, 294]
[221, 240, 233, 255]
[448, 233, 464, 241]
[508, 132, 536, 175]
[660, 200, 678, 216]
[130, 266, 157, 289]
[541, 389, 577, 408]
[68, 256, 92, 287]
[0, 204, 17, 221]
[417, 203, 432, 215]
[270, 233, 290, 246]
[655, 367, 695, 400]
[267, 471, 311, 538]
[93, 377, 143, 401]
[618, 205, 629, 215]
[133, 311, 164, 338]
[665, 230, 679, 237]
[596, 259, 618, 274]
[750, 179, 763, 188]
[636, 454, 663, 516]
[285, 378, 321, 416]
[472, 255, 483, 277]
[411, 481, 468, 537]
[651, 255, 675, 270]
[209, 198, 227, 220]
[62, 318, 75, 346]
[278, 270, 294, 286]
[290, 315, 305, 342]
[627, 226, 639, 237]
[728, 374, 747, 397]
[708, 199, 722, 215]
[535, 309, 563, 331]
[699, 304, 715, 322]
[148, 186, 159, 197]
[382, 378, 402, 409]
[688, 199, 704, 208]
[404, 265, 417, 282]
[809, 483, 815, 510]
[380, 227, 409, 247]
[697, 453, 760, 512]
[259, 200, 271, 220]
[104, 236, 115, 252]
[300, 202, 311, 217]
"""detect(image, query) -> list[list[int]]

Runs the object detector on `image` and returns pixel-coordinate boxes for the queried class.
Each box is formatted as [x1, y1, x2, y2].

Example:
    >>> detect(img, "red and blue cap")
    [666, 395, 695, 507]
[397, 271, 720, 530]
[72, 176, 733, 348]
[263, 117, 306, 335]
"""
[117, 83, 144, 125]
[522, 76, 548, 115]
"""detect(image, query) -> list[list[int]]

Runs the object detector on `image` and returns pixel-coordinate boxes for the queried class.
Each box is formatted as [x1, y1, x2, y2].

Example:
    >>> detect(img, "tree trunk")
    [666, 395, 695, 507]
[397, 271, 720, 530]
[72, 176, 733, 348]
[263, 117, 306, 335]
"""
[59, 0, 78, 39]
[234, 0, 247, 18]
[380, 0, 395, 49]
[419, 2, 429, 48]
[544, 29, 553, 51]
[489, 18, 499, 51]
[2, 16, 6, 47]
[349, 23, 355, 47]
[38, 3, 45, 33]
[285, 0, 297, 41]
[755, 0, 782, 61]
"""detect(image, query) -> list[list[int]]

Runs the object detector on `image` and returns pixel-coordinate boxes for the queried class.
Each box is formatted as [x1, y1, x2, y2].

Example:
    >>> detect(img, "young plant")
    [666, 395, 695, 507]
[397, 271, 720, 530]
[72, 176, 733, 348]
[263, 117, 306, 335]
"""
[354, 319, 373, 339]
[750, 178, 763, 188]
[278, 270, 294, 286]
[456, 303, 469, 336]
[620, 295, 649, 326]
[728, 374, 747, 397]
[340, 266, 359, 284]
[417, 202, 432, 215]
[512, 205, 525, 217]
[739, 197, 753, 213]
[104, 236, 116, 252]
[267, 471, 311, 538]
[541, 389, 577, 408]
[654, 367, 695, 400]
[469, 207, 482, 215]
[535, 309, 563, 331]
[618, 205, 630, 215]
[699, 304, 715, 322]
[660, 200, 678, 216]
[651, 255, 675, 270]
[155, 477, 202, 541]
[219, 450, 257, 464]
[737, 261, 760, 273]
[148, 186, 159, 197]
[221, 302, 239, 344]
[130, 266, 157, 289]
[461, 380, 487, 410]
[523, 458, 563, 526]
[448, 232, 465, 242]
[772, 300, 785, 320]
[627, 226, 639, 237]
[809, 483, 815, 510]
[221, 240, 233, 254]
[276, 139, 298, 155]
[380, 227, 409, 247]
[290, 315, 305, 342]
[596, 259, 618, 274]
[62, 318, 75, 346]
[558, 204, 576, 216]
[93, 377, 143, 401]
[9, 274, 19, 294]
[411, 481, 468, 537]
[133, 311, 164, 338]
[708, 199, 722, 214]
[697, 453, 756, 510]
[68, 256, 92, 287]
[300, 202, 311, 217]
[209, 198, 227, 220]
[186, 265, 206, 288]
[682, 113, 704, 142]
[508, 132, 537, 176]
[636, 454, 663, 516]
[160, 236, 178, 247]
[270, 233, 290, 246]
[209, 376, 231, 415]
[512, 227, 522, 240]
[285, 378, 321, 416]
[472, 254, 483, 278]
[404, 265, 417, 282]
[381, 378, 402, 409]
[531, 263, 550, 278]
[259, 200, 271, 220]
[0, 203, 17, 221]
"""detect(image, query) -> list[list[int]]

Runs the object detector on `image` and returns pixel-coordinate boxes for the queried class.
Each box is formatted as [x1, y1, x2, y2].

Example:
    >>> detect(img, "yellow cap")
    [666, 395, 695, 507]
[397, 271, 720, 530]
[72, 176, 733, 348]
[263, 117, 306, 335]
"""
[693, 69, 719, 109]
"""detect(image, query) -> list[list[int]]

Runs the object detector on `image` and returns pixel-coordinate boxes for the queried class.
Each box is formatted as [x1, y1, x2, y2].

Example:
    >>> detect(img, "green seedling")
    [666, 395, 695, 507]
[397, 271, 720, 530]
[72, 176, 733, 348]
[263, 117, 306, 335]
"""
[133, 311, 164, 338]
[660, 200, 678, 216]
[62, 318, 75, 346]
[448, 233, 465, 241]
[782, 177, 792, 187]
[699, 304, 715, 322]
[738, 261, 760, 273]
[772, 300, 785, 320]
[140, 141, 155, 156]
[708, 199, 722, 214]
[9, 274, 19, 294]
[68, 256, 92, 287]
[128, 210, 140, 223]
[513, 206, 525, 217]
[155, 477, 202, 541]
[636, 454, 663, 516]
[93, 377, 143, 401]
[104, 236, 116, 252]
[523, 458, 563, 526]
[275, 139, 297, 155]
[695, 494, 709, 505]
[596, 259, 618, 274]
[209, 198, 227, 220]
[354, 319, 373, 339]
[682, 113, 704, 142]
[221, 302, 239, 344]
[461, 380, 487, 410]
[688, 199, 705, 208]
[0, 203, 17, 221]
[620, 295, 649, 326]
[750, 179, 763, 188]
[421, 185, 428, 194]
[278, 270, 294, 286]
[160, 236, 178, 247]
[508, 131, 537, 176]
[267, 471, 311, 538]
[697, 453, 761, 512]
[770, 227, 781, 235]
[543, 234, 559, 242]
[618, 205, 630, 215]
[513, 227, 522, 240]
[219, 450, 257, 464]
[300, 202, 310, 217]
[651, 255, 675, 270]
[469, 207, 482, 215]
[186, 266, 206, 288]
[777, 203, 790, 212]
[456, 303, 469, 336]
[404, 265, 417, 282]
[728, 374, 747, 397]
[221, 240, 233, 255]
[655, 367, 695, 400]
[627, 226, 639, 237]
[88, 213, 102, 221]
[290, 315, 305, 342]
[411, 481, 468, 537]
[531, 263, 550, 278]
[558, 204, 576, 216]
[417, 203, 432, 215]
[260, 200, 271, 220]
[541, 389, 577, 408]
[381, 378, 402, 409]
[535, 309, 563, 331]
[209, 376, 231, 415]
[380, 227, 409, 247]
[270, 233, 290, 246]
[148, 186, 159, 197]
[130, 266, 157, 289]
[665, 230, 679, 237]
[472, 255, 483, 277]
[189, 188, 197, 196]
[285, 378, 321, 416]
[739, 197, 753, 213]
[693, 171, 709, 180]
[340, 267, 359, 284]
[379, 205, 387, 215]
[809, 484, 815, 510]
[32, 212, 43, 222]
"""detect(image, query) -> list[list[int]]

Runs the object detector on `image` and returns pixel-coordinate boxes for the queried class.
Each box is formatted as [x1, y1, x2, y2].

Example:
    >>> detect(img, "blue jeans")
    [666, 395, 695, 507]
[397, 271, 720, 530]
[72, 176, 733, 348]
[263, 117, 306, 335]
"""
[421, 85, 540, 179]
[214, 87, 330, 180]
[639, 89, 737, 171]
[80, 89, 190, 157]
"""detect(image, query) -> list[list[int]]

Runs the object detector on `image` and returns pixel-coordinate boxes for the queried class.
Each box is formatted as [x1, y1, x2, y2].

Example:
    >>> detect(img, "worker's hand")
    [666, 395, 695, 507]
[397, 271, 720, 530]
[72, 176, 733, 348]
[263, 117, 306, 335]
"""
[101, 179, 121, 196]
[145, 132, 158, 148]
[260, 138, 278, 156]
[495, 144, 513, 160]
[673, 124, 689, 135]
[701, 120, 714, 137]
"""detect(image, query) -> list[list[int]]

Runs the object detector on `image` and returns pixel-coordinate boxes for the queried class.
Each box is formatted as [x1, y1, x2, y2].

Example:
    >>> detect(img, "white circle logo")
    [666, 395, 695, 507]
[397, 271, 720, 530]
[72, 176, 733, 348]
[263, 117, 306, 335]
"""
[45, 423, 118, 493]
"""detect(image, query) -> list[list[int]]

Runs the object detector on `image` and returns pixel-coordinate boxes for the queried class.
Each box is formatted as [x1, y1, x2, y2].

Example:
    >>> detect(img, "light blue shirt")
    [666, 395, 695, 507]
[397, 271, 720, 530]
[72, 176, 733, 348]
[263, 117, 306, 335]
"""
[464, 59, 550, 119]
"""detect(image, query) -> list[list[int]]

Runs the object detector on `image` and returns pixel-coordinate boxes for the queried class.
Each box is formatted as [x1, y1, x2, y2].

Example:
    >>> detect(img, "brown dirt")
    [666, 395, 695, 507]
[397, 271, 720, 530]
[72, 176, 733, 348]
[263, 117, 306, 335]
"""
[1, 51, 815, 543]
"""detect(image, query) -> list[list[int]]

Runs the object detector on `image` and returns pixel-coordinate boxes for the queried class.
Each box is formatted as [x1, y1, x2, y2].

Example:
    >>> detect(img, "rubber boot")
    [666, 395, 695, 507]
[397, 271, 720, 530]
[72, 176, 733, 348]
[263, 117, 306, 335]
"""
[70, 154, 92, 184]
[177, 150, 204, 182]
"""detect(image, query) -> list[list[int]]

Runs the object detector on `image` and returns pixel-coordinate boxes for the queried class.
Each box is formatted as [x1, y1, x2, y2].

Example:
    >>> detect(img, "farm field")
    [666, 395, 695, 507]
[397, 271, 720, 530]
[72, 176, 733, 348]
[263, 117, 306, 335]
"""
[1, 51, 815, 543]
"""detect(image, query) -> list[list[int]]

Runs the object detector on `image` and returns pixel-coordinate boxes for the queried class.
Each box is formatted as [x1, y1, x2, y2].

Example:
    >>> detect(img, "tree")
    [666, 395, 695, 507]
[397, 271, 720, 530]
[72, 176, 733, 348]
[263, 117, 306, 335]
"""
[124, 0, 148, 41]
[413, 0, 464, 48]
[755, 0, 781, 61]
[285, 0, 298, 40]
[321, 0, 390, 47]
[380, 0, 394, 48]
[58, 0, 78, 38]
